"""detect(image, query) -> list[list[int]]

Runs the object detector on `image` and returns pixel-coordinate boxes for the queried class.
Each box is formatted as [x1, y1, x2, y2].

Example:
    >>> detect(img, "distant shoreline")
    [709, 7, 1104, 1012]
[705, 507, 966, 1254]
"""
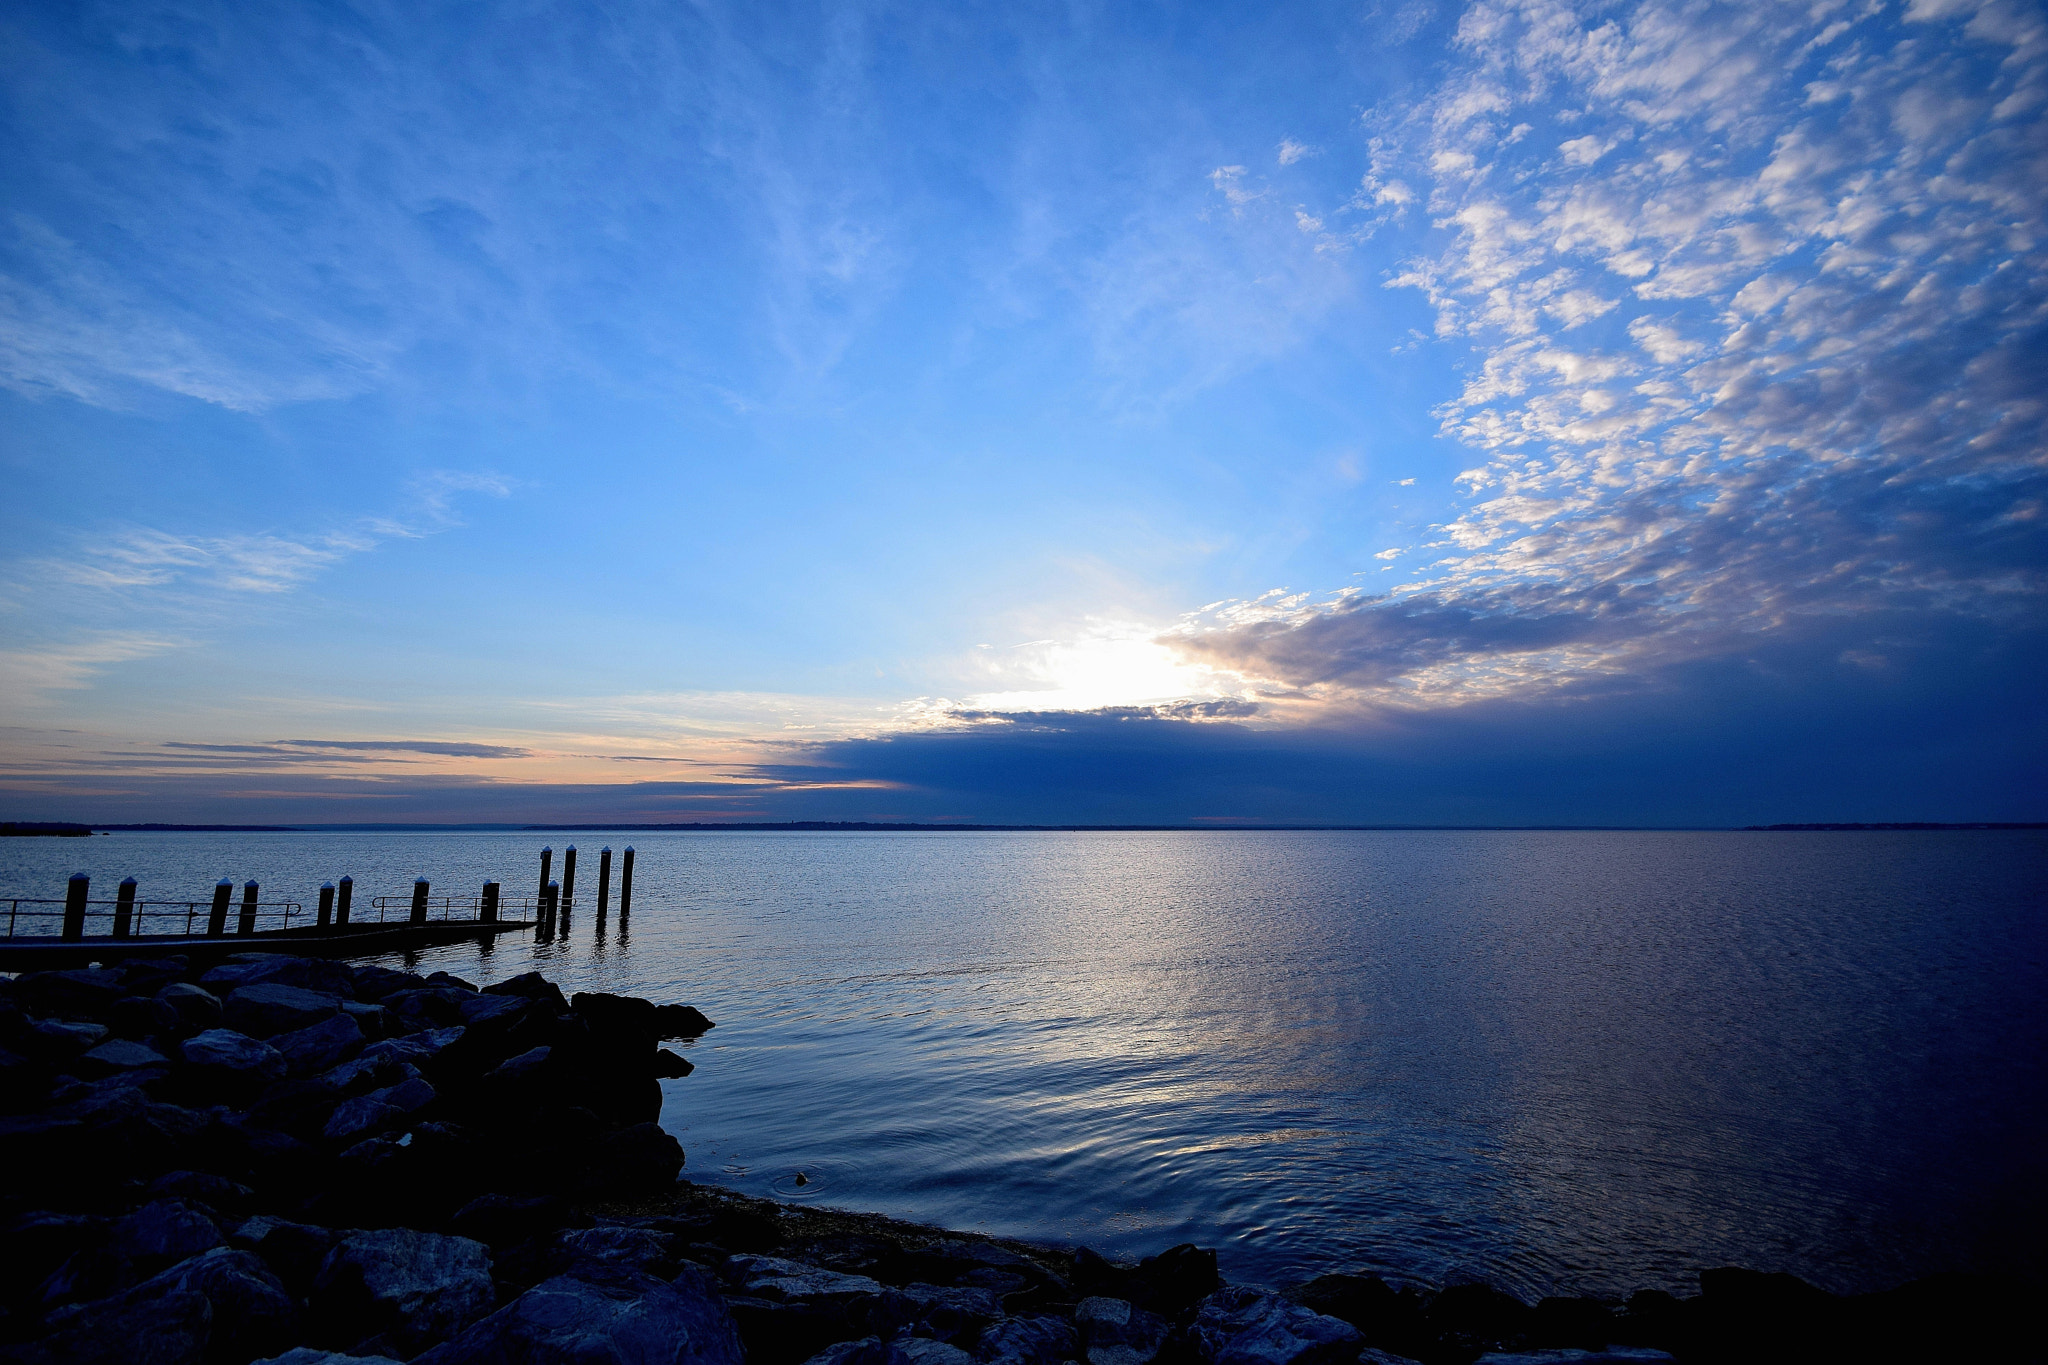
[7, 819, 2043, 834]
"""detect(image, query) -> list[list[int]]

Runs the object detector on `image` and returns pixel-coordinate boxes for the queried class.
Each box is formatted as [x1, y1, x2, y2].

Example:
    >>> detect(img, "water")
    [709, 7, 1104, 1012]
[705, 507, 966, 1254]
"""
[6, 829, 2044, 1299]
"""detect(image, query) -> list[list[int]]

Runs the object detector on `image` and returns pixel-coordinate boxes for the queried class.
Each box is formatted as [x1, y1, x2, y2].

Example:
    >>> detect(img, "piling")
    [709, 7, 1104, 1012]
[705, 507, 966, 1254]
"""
[539, 880, 559, 936]
[114, 877, 137, 938]
[562, 846, 578, 907]
[61, 873, 88, 941]
[481, 881, 500, 923]
[208, 879, 233, 937]
[410, 878, 430, 925]
[538, 846, 553, 900]
[317, 882, 335, 929]
[597, 846, 612, 916]
[619, 846, 634, 916]
[238, 880, 260, 935]
[337, 875, 353, 925]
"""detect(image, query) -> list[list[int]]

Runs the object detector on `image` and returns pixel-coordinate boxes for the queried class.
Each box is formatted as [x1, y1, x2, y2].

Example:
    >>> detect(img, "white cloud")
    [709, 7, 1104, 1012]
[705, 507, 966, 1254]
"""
[1277, 139, 1319, 165]
[1165, 0, 2048, 712]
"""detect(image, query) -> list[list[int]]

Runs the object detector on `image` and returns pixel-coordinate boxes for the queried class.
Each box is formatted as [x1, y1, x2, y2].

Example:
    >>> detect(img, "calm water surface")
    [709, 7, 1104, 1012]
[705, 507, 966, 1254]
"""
[6, 830, 2043, 1299]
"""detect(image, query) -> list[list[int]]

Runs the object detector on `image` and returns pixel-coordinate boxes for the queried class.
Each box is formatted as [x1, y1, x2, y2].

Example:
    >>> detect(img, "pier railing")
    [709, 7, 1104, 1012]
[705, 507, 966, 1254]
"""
[366, 893, 548, 923]
[3, 897, 305, 940]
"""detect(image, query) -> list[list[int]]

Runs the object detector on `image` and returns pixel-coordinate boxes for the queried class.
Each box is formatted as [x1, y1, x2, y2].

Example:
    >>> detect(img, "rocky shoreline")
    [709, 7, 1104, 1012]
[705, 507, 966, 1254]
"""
[0, 956, 2028, 1365]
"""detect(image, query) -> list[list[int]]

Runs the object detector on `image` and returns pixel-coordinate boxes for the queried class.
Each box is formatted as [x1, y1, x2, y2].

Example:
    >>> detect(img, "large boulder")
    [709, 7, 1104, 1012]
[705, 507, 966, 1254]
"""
[413, 1263, 744, 1365]
[581, 1122, 684, 1193]
[977, 1314, 1082, 1365]
[1191, 1287, 1364, 1365]
[1073, 1301, 1171, 1365]
[223, 984, 343, 1040]
[107, 995, 181, 1042]
[481, 972, 568, 1011]
[652, 1004, 715, 1039]
[200, 956, 356, 999]
[21, 1279, 210, 1365]
[75, 1038, 171, 1081]
[180, 1029, 286, 1095]
[1074, 1297, 1170, 1365]
[253, 1351, 404, 1365]
[234, 1217, 340, 1296]
[150, 1247, 300, 1363]
[311, 1228, 495, 1357]
[1129, 1245, 1219, 1319]
[157, 984, 224, 1033]
[14, 969, 125, 1022]
[272, 1015, 366, 1078]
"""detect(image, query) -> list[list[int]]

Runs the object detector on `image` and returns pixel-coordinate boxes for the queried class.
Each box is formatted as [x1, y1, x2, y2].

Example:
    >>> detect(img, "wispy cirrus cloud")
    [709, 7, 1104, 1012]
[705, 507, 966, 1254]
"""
[1165, 0, 2047, 716]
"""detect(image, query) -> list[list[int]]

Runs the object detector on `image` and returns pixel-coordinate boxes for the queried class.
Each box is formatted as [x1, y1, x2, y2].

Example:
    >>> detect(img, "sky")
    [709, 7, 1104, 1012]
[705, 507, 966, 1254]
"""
[1, 0, 2043, 826]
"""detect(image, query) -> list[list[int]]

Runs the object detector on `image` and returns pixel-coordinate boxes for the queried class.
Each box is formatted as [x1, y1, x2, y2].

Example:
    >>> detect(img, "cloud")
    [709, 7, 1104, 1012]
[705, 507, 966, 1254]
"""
[163, 739, 533, 759]
[1277, 139, 1319, 165]
[1163, 0, 2047, 746]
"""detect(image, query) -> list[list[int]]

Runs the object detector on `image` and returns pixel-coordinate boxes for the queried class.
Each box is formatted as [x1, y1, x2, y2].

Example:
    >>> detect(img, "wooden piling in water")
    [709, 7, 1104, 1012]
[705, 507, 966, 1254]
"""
[539, 880, 559, 935]
[337, 875, 353, 925]
[114, 877, 137, 938]
[411, 878, 430, 925]
[620, 846, 634, 916]
[238, 880, 260, 935]
[318, 882, 335, 929]
[597, 846, 612, 916]
[538, 847, 552, 901]
[61, 874, 87, 941]
[562, 846, 577, 909]
[481, 881, 499, 923]
[208, 879, 233, 937]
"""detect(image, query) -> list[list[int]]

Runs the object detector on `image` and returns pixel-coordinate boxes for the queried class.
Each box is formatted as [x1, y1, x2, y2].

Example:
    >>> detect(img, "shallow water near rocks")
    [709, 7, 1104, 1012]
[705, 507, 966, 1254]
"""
[7, 829, 2044, 1300]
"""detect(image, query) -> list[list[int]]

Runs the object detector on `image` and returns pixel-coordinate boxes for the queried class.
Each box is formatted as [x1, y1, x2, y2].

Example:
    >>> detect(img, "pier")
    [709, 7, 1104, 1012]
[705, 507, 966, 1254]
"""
[0, 844, 635, 970]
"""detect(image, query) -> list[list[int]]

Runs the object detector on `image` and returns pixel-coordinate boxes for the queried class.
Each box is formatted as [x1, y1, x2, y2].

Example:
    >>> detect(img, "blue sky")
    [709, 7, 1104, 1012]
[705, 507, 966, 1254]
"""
[2, 0, 2043, 825]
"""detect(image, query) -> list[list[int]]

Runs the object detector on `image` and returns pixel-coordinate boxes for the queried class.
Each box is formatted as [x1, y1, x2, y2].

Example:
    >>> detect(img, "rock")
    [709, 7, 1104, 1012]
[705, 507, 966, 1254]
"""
[6, 1210, 108, 1289]
[107, 994, 181, 1041]
[582, 1120, 684, 1193]
[201, 955, 356, 999]
[340, 1001, 388, 1039]
[482, 972, 568, 1011]
[1192, 1286, 1364, 1365]
[572, 991, 658, 1043]
[253, 1351, 404, 1365]
[1530, 1297, 1617, 1349]
[653, 1003, 715, 1038]
[147, 1170, 256, 1214]
[448, 1193, 584, 1249]
[454, 992, 529, 1029]
[311, 1228, 496, 1357]
[180, 1029, 287, 1094]
[14, 968, 125, 1021]
[728, 1255, 888, 1305]
[234, 1217, 340, 1294]
[976, 1313, 1082, 1365]
[75, 1038, 171, 1080]
[426, 972, 479, 992]
[25, 1018, 110, 1062]
[157, 984, 223, 1033]
[875, 1283, 1003, 1345]
[552, 1226, 679, 1275]
[889, 1342, 976, 1365]
[1357, 1352, 1426, 1365]
[22, 1279, 210, 1365]
[224, 983, 344, 1039]
[323, 1095, 407, 1145]
[1473, 1352, 1674, 1364]
[1130, 1244, 1220, 1319]
[412, 1263, 745, 1365]
[107, 1198, 228, 1270]
[272, 1015, 367, 1077]
[654, 1048, 695, 1077]
[1285, 1274, 1422, 1343]
[147, 1246, 299, 1363]
[353, 966, 430, 1000]
[115, 958, 191, 997]
[381, 988, 470, 1033]
[1427, 1282, 1534, 1349]
[1075, 1296, 1171, 1365]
